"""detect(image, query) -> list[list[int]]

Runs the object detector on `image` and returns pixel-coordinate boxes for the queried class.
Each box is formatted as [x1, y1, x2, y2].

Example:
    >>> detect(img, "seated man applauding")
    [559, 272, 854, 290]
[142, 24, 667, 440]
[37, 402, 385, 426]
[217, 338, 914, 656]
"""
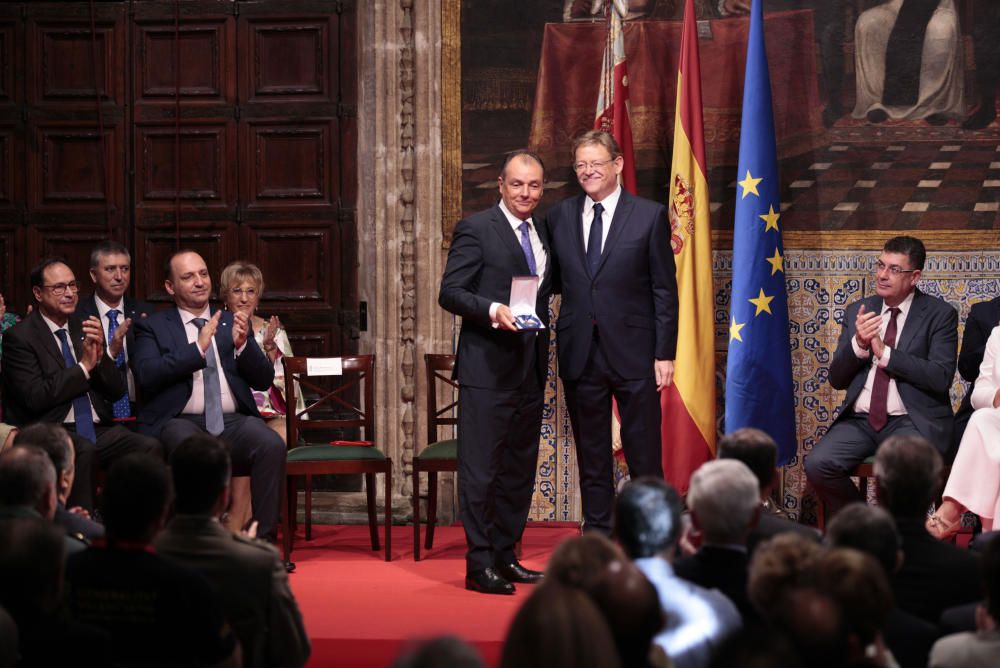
[133, 250, 285, 549]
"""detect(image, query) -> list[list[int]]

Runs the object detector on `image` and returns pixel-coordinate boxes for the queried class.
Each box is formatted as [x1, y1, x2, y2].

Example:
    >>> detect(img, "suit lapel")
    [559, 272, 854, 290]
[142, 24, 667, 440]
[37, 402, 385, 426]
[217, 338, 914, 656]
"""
[490, 206, 532, 276]
[895, 289, 926, 353]
[30, 312, 67, 368]
[594, 190, 633, 277]
[571, 195, 589, 275]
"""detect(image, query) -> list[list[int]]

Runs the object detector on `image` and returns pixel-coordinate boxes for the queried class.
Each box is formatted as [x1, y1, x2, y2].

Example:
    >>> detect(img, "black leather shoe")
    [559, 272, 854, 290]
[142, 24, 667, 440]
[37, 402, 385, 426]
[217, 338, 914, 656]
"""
[496, 559, 544, 584]
[866, 109, 888, 124]
[465, 568, 515, 595]
[283, 560, 296, 573]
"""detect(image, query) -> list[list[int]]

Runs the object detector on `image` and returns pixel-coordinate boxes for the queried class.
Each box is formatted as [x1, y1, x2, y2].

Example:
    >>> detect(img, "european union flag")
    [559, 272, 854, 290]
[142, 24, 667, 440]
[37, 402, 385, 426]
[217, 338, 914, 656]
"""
[725, 0, 796, 465]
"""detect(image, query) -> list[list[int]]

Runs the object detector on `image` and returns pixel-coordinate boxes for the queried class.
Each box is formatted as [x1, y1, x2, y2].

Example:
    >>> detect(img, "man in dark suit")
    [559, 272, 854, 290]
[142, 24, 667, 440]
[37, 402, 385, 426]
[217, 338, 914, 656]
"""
[716, 427, 820, 551]
[133, 250, 285, 545]
[806, 236, 957, 519]
[875, 434, 982, 624]
[2, 257, 163, 511]
[438, 150, 552, 595]
[952, 295, 1000, 458]
[75, 240, 155, 419]
[156, 434, 310, 668]
[547, 130, 678, 535]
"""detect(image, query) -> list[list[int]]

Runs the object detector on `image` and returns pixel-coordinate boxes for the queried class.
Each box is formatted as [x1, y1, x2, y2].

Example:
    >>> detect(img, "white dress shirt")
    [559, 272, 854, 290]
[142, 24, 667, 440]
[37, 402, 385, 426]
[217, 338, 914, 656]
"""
[95, 296, 136, 401]
[40, 313, 101, 425]
[583, 184, 623, 255]
[489, 199, 549, 323]
[178, 307, 238, 415]
[851, 290, 915, 417]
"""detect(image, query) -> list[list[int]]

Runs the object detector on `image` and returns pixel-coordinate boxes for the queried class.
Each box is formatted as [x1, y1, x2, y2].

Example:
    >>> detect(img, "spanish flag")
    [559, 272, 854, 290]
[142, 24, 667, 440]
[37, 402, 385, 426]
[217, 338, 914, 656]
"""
[661, 0, 716, 493]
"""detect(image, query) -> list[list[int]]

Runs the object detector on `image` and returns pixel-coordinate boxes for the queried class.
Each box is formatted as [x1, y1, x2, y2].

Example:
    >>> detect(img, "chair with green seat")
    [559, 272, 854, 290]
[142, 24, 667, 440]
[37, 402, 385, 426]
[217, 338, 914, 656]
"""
[281, 354, 392, 562]
[412, 353, 458, 560]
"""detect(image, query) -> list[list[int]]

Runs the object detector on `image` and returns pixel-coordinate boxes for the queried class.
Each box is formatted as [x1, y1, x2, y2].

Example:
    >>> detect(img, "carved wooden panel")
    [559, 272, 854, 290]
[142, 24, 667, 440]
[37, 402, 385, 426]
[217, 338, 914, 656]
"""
[241, 17, 334, 104]
[0, 126, 19, 209]
[134, 223, 239, 303]
[134, 122, 236, 209]
[26, 11, 125, 108]
[0, 19, 17, 107]
[240, 224, 335, 306]
[0, 225, 20, 309]
[26, 226, 114, 287]
[242, 120, 336, 210]
[284, 325, 335, 359]
[28, 122, 124, 214]
[133, 19, 234, 107]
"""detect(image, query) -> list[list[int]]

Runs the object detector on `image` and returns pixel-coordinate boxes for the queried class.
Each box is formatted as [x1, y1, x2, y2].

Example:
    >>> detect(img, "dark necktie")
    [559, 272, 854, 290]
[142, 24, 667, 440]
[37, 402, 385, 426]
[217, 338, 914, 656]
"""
[587, 202, 604, 275]
[55, 328, 98, 443]
[868, 307, 900, 432]
[192, 317, 225, 436]
[518, 221, 537, 276]
[106, 309, 131, 419]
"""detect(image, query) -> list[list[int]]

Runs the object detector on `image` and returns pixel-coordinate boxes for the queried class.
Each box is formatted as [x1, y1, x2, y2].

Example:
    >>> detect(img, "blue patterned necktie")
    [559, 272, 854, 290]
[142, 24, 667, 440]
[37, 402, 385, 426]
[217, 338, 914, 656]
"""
[192, 317, 225, 436]
[106, 309, 131, 419]
[587, 202, 604, 275]
[55, 328, 98, 443]
[518, 221, 537, 276]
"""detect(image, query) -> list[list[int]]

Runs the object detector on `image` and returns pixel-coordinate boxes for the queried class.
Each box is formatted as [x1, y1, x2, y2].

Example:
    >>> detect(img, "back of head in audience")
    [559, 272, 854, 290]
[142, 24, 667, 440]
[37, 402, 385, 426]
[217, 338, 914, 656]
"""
[825, 502, 901, 576]
[0, 517, 66, 616]
[499, 583, 622, 668]
[13, 423, 74, 504]
[393, 635, 484, 668]
[0, 445, 57, 519]
[717, 427, 778, 495]
[709, 626, 803, 668]
[101, 453, 172, 544]
[874, 433, 942, 519]
[748, 532, 823, 621]
[613, 476, 682, 560]
[814, 547, 893, 652]
[688, 459, 761, 545]
[547, 532, 626, 589]
[170, 433, 231, 516]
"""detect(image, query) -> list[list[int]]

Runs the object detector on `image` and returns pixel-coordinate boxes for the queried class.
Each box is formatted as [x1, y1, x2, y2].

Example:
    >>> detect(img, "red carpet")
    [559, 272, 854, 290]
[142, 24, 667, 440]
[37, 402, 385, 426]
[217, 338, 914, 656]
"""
[288, 524, 579, 668]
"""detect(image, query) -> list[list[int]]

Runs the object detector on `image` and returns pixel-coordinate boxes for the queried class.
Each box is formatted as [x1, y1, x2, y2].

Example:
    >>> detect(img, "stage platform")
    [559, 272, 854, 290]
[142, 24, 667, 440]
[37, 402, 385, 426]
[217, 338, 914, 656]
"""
[289, 523, 580, 668]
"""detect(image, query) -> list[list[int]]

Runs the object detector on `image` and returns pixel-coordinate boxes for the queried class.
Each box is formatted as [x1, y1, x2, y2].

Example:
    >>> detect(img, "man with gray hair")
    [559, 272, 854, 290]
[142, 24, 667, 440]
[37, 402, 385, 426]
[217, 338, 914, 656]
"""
[675, 459, 760, 620]
[614, 476, 740, 668]
[875, 433, 981, 623]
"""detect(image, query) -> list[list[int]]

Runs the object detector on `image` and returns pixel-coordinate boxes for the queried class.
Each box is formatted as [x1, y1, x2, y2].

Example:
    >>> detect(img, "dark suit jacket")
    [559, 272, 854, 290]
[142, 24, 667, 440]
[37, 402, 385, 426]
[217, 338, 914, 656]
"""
[75, 293, 155, 359]
[546, 189, 678, 381]
[829, 289, 958, 451]
[747, 510, 821, 553]
[155, 515, 310, 668]
[438, 205, 553, 390]
[55, 503, 105, 542]
[953, 297, 1000, 453]
[674, 545, 754, 621]
[132, 308, 274, 437]
[0, 311, 126, 426]
[893, 518, 982, 624]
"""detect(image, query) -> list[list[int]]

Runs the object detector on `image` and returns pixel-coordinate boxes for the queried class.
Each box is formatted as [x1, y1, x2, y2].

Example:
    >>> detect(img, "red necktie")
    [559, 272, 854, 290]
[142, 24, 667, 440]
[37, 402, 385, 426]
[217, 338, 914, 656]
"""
[868, 307, 900, 432]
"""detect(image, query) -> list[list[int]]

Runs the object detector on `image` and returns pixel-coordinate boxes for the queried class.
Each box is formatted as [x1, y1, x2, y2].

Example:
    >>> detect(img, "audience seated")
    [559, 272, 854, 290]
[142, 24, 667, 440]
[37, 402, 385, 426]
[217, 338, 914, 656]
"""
[1, 257, 163, 511]
[825, 503, 940, 668]
[64, 453, 241, 668]
[75, 240, 154, 421]
[154, 434, 310, 668]
[929, 534, 1000, 667]
[707, 626, 803, 668]
[133, 250, 285, 551]
[950, 295, 1000, 458]
[13, 423, 104, 543]
[675, 459, 760, 621]
[716, 428, 820, 551]
[499, 582, 623, 668]
[874, 434, 982, 622]
[0, 517, 110, 667]
[393, 635, 485, 668]
[0, 445, 85, 556]
[613, 476, 741, 668]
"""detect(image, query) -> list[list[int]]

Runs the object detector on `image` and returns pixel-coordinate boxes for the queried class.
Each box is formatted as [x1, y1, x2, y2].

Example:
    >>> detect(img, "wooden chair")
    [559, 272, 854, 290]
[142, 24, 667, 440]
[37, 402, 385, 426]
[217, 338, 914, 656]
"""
[412, 354, 459, 560]
[281, 355, 392, 562]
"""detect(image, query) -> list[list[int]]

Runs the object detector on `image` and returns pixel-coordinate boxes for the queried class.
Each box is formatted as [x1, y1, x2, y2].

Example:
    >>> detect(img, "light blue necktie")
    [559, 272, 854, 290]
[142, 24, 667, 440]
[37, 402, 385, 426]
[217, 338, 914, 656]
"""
[106, 309, 131, 419]
[192, 317, 225, 436]
[55, 329, 98, 443]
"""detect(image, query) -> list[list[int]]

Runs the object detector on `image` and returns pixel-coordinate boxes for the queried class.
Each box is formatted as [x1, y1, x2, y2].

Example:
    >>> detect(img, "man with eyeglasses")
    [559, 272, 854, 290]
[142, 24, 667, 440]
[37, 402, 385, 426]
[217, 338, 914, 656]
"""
[1, 257, 163, 512]
[806, 236, 957, 522]
[75, 241, 154, 420]
[546, 130, 678, 536]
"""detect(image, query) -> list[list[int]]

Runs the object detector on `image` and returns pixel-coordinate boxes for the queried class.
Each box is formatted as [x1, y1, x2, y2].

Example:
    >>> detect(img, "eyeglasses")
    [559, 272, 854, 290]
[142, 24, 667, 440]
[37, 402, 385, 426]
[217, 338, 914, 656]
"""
[875, 260, 917, 276]
[230, 287, 258, 298]
[573, 159, 614, 173]
[41, 281, 80, 296]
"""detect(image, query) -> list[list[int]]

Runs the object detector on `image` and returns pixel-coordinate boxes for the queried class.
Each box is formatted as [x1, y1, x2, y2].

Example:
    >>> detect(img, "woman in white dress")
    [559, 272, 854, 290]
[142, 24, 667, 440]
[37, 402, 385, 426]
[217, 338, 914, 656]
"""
[927, 325, 1000, 539]
[219, 261, 304, 530]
